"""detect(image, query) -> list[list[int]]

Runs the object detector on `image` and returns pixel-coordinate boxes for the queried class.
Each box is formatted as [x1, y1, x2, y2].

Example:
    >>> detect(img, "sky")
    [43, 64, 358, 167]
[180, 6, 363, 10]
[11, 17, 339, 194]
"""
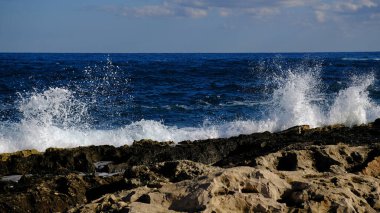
[0, 0, 379, 53]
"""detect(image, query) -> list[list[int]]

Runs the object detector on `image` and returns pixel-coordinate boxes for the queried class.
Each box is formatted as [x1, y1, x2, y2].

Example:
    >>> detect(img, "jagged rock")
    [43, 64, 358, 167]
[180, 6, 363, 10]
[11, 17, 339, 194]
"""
[256, 144, 371, 174]
[0, 149, 41, 162]
[0, 173, 126, 213]
[0, 173, 89, 212]
[2, 122, 380, 212]
[2, 122, 380, 176]
[71, 142, 380, 212]
[123, 160, 221, 189]
[71, 167, 290, 213]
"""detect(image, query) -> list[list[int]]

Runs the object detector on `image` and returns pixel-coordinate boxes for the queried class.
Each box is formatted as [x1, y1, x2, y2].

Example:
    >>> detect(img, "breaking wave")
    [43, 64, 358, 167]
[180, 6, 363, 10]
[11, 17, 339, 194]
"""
[1, 62, 380, 153]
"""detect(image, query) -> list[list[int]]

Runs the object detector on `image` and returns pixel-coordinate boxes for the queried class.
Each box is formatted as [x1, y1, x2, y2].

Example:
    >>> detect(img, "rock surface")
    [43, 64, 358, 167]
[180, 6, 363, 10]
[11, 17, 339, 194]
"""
[1, 121, 380, 212]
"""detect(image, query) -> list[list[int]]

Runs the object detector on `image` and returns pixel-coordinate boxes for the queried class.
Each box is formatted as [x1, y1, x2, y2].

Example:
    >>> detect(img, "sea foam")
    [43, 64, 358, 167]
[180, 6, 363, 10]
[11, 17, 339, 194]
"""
[0, 64, 379, 153]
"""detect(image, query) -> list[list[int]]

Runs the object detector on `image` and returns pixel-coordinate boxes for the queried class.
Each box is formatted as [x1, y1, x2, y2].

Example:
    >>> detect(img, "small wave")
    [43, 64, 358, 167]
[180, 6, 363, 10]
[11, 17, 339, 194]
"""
[174, 104, 193, 110]
[219, 101, 266, 107]
[141, 105, 158, 109]
[342, 57, 380, 61]
[143, 104, 194, 111]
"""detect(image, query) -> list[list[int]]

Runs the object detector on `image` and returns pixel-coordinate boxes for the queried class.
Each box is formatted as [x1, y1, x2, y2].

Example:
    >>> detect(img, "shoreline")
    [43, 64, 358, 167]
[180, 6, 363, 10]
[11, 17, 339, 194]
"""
[0, 120, 376, 156]
[1, 120, 380, 212]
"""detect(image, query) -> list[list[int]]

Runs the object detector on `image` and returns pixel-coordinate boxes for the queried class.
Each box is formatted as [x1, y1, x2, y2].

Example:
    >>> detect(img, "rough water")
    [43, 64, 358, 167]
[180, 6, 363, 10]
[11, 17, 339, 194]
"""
[0, 52, 380, 153]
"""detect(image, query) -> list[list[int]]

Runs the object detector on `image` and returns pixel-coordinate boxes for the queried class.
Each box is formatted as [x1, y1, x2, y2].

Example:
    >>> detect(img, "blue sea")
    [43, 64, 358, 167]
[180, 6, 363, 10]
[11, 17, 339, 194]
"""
[0, 52, 380, 153]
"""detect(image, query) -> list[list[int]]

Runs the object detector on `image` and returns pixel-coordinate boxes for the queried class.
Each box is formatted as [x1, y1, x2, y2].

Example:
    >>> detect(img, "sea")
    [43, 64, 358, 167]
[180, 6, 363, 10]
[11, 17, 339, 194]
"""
[0, 52, 380, 153]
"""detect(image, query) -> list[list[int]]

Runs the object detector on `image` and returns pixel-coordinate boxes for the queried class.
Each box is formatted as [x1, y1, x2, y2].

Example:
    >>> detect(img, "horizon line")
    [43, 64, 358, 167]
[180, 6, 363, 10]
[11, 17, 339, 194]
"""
[0, 51, 380, 54]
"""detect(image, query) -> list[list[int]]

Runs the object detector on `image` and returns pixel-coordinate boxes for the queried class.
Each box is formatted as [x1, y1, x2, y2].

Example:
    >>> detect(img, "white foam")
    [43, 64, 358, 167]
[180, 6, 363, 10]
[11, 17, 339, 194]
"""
[1, 175, 23, 182]
[269, 67, 324, 130]
[328, 74, 380, 126]
[266, 67, 380, 130]
[18, 88, 88, 129]
[1, 66, 380, 153]
[342, 57, 380, 61]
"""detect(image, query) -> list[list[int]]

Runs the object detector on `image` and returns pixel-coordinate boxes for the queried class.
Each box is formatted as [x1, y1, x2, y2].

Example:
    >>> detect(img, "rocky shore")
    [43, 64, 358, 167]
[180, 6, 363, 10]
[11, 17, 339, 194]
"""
[1, 121, 380, 212]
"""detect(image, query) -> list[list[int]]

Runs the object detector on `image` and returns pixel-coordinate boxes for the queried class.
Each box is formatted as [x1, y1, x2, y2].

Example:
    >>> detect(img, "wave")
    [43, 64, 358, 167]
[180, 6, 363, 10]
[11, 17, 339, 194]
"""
[1, 64, 380, 153]
[342, 57, 380, 61]
[219, 101, 267, 107]
[0, 118, 276, 153]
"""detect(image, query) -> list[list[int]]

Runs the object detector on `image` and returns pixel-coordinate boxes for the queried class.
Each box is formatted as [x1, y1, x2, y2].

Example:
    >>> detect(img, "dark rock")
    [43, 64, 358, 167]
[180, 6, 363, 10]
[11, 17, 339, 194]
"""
[312, 150, 341, 172]
[86, 177, 129, 201]
[136, 194, 151, 204]
[291, 181, 310, 191]
[277, 152, 298, 171]
[373, 118, 380, 129]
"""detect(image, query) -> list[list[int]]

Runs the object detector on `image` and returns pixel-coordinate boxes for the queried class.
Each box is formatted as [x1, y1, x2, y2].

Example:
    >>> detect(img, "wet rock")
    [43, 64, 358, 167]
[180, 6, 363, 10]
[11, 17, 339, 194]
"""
[0, 173, 89, 212]
[280, 125, 310, 135]
[0, 149, 41, 162]
[373, 118, 380, 129]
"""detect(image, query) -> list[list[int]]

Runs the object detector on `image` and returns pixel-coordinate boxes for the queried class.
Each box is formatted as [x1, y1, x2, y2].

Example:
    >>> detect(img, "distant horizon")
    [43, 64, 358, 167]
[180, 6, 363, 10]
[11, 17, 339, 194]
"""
[1, 51, 380, 54]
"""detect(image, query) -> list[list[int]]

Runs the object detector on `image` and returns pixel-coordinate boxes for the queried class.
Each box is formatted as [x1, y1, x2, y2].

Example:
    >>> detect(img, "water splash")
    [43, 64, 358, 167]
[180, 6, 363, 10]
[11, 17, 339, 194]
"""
[265, 63, 379, 130]
[1, 59, 380, 153]
[269, 63, 324, 130]
[328, 74, 380, 126]
[81, 57, 132, 126]
[18, 88, 88, 129]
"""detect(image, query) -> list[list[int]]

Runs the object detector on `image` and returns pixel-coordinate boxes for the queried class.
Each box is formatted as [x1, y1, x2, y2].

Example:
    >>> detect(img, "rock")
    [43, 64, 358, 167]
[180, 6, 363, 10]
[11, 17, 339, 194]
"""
[281, 125, 310, 135]
[362, 156, 380, 177]
[1, 122, 380, 212]
[154, 160, 220, 182]
[0, 149, 40, 162]
[0, 173, 89, 212]
[373, 118, 380, 129]
[123, 160, 221, 190]
[73, 167, 290, 212]
[136, 194, 151, 204]
[276, 152, 298, 171]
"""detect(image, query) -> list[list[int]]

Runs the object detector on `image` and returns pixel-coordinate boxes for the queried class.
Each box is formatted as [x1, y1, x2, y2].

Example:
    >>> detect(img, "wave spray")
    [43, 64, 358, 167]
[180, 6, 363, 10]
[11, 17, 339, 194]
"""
[0, 59, 379, 153]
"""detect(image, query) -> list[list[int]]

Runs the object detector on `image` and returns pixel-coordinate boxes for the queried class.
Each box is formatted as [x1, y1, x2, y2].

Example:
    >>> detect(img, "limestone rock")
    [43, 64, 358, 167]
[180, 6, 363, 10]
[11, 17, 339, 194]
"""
[1, 122, 380, 212]
[362, 156, 380, 177]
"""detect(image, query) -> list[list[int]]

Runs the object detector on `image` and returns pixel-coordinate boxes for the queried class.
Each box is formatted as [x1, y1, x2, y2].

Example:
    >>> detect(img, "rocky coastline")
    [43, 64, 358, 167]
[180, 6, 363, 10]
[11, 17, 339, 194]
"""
[1, 120, 380, 212]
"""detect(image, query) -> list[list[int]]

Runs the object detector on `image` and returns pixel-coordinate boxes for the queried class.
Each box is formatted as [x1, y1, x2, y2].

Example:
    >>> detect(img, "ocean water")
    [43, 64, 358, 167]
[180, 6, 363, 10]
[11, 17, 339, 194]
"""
[1, 52, 380, 153]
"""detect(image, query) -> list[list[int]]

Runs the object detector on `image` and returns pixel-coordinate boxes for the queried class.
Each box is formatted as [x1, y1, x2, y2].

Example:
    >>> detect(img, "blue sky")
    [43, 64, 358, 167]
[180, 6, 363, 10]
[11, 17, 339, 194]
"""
[0, 0, 379, 52]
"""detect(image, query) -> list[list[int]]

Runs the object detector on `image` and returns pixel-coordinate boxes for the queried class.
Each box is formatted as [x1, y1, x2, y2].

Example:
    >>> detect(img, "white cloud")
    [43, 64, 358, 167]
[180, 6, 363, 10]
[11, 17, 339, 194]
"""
[313, 0, 380, 23]
[99, 0, 380, 24]
[125, 5, 174, 17]
[183, 7, 208, 18]
[219, 9, 230, 17]
[315, 10, 326, 23]
[280, 0, 309, 8]
[244, 7, 280, 17]
[335, 1, 376, 12]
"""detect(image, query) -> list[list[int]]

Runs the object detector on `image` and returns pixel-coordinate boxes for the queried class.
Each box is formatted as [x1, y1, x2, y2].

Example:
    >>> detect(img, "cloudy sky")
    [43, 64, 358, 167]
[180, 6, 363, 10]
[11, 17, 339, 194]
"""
[0, 0, 379, 52]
